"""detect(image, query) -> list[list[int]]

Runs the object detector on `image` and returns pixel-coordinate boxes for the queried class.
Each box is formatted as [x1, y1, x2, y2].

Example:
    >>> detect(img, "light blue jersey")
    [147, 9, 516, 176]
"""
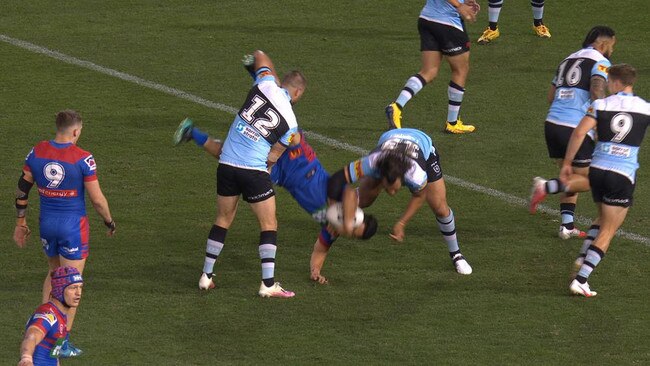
[547, 47, 611, 137]
[347, 128, 435, 193]
[220, 70, 298, 171]
[589, 93, 650, 183]
[420, 0, 466, 31]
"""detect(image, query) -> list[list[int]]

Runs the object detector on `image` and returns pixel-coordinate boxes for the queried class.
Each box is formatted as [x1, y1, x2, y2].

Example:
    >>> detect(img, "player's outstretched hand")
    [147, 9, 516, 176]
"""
[18, 355, 34, 366]
[242, 54, 255, 79]
[458, 2, 479, 23]
[105, 220, 116, 237]
[389, 221, 406, 243]
[13, 225, 31, 248]
[310, 271, 329, 285]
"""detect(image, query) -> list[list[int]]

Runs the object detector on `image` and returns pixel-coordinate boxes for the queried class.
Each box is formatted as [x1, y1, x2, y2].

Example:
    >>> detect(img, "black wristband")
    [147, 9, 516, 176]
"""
[105, 220, 115, 230]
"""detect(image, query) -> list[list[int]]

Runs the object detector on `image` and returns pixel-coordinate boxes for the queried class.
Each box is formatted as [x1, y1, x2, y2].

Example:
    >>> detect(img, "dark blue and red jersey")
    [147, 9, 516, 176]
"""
[270, 132, 329, 217]
[24, 141, 97, 216]
[25, 302, 68, 365]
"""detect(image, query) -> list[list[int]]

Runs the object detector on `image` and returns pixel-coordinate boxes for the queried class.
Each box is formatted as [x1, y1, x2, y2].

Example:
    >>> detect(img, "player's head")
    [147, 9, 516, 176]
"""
[360, 214, 378, 240]
[582, 26, 616, 59]
[607, 64, 637, 93]
[55, 110, 83, 140]
[281, 70, 307, 104]
[51, 266, 84, 308]
[377, 150, 411, 195]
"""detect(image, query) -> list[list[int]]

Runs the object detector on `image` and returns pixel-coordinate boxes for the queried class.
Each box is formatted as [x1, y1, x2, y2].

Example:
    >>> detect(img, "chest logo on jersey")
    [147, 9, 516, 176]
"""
[236, 121, 261, 142]
[33, 312, 57, 326]
[84, 155, 97, 171]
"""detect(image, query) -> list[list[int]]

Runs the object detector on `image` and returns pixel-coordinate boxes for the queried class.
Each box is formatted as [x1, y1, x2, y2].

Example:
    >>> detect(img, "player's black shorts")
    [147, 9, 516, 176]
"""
[544, 122, 595, 167]
[425, 152, 443, 183]
[418, 17, 470, 56]
[217, 163, 275, 203]
[589, 167, 635, 207]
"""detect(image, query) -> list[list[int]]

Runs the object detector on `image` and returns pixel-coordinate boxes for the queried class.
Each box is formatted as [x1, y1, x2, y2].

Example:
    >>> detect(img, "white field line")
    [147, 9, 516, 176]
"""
[2, 34, 648, 247]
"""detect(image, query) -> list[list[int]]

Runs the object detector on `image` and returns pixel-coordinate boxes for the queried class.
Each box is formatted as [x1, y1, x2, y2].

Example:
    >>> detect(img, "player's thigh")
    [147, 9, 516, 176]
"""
[249, 197, 277, 231]
[59, 257, 87, 274]
[56, 216, 90, 261]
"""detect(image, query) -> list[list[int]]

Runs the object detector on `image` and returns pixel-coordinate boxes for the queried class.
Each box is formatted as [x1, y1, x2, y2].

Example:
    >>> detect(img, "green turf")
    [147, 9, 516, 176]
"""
[1, 1, 649, 364]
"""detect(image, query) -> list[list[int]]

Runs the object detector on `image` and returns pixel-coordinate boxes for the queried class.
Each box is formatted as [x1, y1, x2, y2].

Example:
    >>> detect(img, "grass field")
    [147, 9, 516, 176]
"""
[1, 1, 649, 364]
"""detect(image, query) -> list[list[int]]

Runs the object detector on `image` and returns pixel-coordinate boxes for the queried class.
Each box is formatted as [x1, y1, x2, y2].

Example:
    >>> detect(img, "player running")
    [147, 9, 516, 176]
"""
[18, 267, 84, 365]
[477, 0, 551, 44]
[385, 0, 480, 134]
[529, 26, 616, 239]
[14, 110, 115, 356]
[561, 64, 649, 297]
[180, 50, 306, 298]
[175, 122, 378, 284]
[327, 128, 473, 275]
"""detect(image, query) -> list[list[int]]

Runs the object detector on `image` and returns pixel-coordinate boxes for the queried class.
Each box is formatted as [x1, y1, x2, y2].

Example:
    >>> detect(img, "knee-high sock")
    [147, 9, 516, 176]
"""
[395, 74, 427, 108]
[576, 245, 604, 284]
[447, 82, 465, 124]
[488, 0, 503, 28]
[436, 209, 460, 256]
[259, 231, 277, 287]
[531, 0, 545, 25]
[203, 225, 226, 275]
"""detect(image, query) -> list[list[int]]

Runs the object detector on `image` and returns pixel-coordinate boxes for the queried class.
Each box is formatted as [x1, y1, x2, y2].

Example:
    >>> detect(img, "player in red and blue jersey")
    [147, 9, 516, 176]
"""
[13, 110, 115, 355]
[18, 267, 84, 365]
[175, 123, 378, 284]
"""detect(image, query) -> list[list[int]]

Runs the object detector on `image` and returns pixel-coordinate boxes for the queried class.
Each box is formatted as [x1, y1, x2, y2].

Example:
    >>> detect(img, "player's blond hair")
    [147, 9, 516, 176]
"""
[282, 70, 307, 90]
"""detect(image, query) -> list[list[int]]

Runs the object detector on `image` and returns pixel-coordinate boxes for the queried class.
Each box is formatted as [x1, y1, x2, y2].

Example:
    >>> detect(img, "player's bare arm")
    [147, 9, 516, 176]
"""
[252, 50, 280, 86]
[267, 142, 287, 170]
[547, 84, 556, 104]
[310, 238, 330, 284]
[85, 180, 116, 236]
[390, 190, 426, 242]
[14, 170, 34, 248]
[589, 75, 607, 101]
[18, 326, 45, 366]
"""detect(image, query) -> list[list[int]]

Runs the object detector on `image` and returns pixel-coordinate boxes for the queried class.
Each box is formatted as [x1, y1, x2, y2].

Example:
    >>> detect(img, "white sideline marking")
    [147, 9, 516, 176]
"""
[2, 33, 648, 247]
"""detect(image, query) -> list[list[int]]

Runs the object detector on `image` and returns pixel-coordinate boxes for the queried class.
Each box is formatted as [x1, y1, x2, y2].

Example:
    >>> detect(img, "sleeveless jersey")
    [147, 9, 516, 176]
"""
[271, 132, 329, 223]
[25, 302, 68, 365]
[547, 47, 611, 136]
[24, 141, 97, 217]
[219, 71, 299, 171]
[420, 0, 467, 31]
[347, 128, 434, 193]
[589, 92, 650, 183]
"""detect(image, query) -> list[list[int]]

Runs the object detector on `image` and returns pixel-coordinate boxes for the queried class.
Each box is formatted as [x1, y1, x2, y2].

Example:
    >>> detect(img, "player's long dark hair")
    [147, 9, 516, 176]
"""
[582, 26, 615, 48]
[377, 149, 411, 185]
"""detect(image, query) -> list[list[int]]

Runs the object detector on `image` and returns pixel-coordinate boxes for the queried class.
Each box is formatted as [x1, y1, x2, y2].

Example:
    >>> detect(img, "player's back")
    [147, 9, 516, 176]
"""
[220, 75, 298, 171]
[547, 48, 611, 127]
[25, 141, 96, 216]
[26, 302, 67, 365]
[378, 128, 434, 159]
[592, 93, 650, 183]
[420, 0, 463, 30]
[271, 133, 329, 215]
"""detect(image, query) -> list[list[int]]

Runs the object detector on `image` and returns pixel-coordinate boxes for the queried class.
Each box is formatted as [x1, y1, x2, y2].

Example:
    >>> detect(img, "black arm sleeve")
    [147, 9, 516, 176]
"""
[16, 173, 34, 200]
[327, 169, 348, 201]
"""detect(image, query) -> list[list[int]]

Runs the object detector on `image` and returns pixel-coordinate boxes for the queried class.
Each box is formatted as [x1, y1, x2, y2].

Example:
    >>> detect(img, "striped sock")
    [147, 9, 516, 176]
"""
[560, 203, 576, 230]
[436, 209, 460, 255]
[447, 81, 465, 124]
[578, 225, 600, 260]
[488, 0, 503, 28]
[576, 245, 605, 284]
[203, 225, 226, 275]
[531, 0, 545, 25]
[395, 74, 426, 108]
[259, 231, 277, 287]
[545, 178, 565, 194]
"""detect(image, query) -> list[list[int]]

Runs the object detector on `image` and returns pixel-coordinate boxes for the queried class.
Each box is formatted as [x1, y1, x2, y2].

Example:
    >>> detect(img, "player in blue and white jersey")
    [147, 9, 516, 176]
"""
[529, 26, 616, 240]
[328, 128, 473, 275]
[18, 267, 84, 366]
[385, 0, 480, 134]
[559, 64, 649, 297]
[175, 123, 378, 284]
[177, 50, 306, 298]
[477, 0, 551, 45]
[14, 110, 115, 356]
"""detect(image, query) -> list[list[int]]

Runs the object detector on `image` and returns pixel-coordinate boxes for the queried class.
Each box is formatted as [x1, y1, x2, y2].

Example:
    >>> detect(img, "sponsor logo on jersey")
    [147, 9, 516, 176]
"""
[34, 312, 57, 326]
[38, 188, 78, 198]
[84, 155, 97, 171]
[558, 89, 575, 100]
[599, 143, 631, 157]
[236, 121, 261, 142]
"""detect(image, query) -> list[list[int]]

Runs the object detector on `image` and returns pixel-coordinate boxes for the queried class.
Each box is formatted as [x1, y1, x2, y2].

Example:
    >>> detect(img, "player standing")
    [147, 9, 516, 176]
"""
[18, 267, 84, 366]
[385, 0, 480, 134]
[328, 128, 473, 275]
[529, 26, 616, 239]
[477, 0, 550, 44]
[189, 50, 306, 298]
[14, 110, 115, 355]
[561, 64, 649, 297]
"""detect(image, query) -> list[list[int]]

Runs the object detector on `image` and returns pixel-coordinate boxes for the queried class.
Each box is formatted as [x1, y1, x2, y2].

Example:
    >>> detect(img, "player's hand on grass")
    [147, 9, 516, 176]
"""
[389, 221, 406, 242]
[13, 224, 31, 248]
[310, 270, 329, 285]
[105, 220, 116, 237]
